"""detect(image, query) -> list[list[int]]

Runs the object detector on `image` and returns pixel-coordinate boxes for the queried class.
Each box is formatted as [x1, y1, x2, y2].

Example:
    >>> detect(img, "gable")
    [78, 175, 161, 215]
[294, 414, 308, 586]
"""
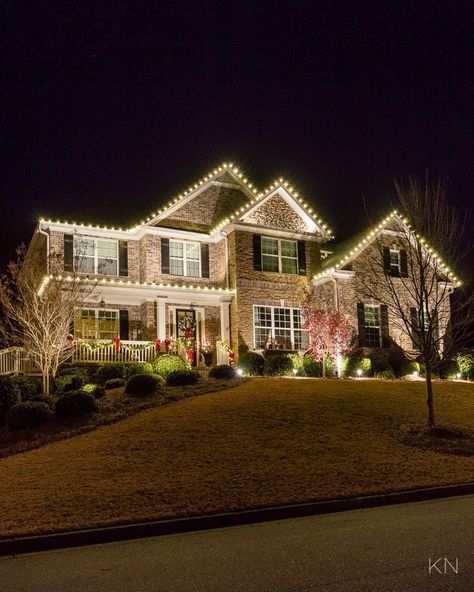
[243, 193, 308, 232]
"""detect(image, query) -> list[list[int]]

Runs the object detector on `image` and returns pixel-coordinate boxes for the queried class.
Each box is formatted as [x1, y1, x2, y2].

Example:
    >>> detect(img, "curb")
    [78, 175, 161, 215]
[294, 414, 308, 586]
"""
[1, 482, 473, 557]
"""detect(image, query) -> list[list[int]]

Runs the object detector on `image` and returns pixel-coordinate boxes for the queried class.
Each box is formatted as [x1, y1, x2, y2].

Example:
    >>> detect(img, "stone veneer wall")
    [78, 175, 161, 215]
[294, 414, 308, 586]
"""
[245, 193, 308, 233]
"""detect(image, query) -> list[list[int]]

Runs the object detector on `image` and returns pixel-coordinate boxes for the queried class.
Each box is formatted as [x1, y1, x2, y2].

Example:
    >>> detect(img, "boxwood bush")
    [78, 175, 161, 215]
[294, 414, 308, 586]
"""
[124, 362, 153, 379]
[346, 355, 372, 377]
[264, 355, 293, 377]
[104, 377, 126, 390]
[55, 390, 98, 418]
[303, 352, 322, 377]
[166, 370, 199, 386]
[29, 394, 55, 408]
[82, 383, 106, 399]
[125, 373, 162, 396]
[152, 354, 189, 380]
[9, 376, 42, 400]
[0, 377, 21, 423]
[239, 352, 264, 376]
[94, 363, 127, 385]
[55, 373, 87, 394]
[287, 353, 304, 375]
[209, 364, 236, 379]
[374, 369, 396, 380]
[5, 401, 53, 430]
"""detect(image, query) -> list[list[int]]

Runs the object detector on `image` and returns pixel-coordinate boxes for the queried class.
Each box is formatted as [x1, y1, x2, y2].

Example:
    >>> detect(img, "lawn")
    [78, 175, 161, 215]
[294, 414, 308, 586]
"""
[0, 378, 473, 537]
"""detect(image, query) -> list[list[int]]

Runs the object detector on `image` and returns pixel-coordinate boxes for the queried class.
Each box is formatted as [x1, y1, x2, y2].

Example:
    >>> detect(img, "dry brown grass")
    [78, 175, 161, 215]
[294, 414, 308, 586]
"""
[0, 378, 473, 537]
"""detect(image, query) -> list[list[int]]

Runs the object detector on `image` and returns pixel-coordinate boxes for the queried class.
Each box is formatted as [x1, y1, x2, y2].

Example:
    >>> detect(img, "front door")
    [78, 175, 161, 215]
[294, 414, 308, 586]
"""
[176, 309, 197, 366]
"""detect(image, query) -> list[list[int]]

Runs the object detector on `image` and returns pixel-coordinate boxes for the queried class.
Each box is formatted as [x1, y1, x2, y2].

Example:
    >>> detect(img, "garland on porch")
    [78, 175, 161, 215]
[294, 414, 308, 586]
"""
[77, 340, 154, 352]
[217, 340, 235, 365]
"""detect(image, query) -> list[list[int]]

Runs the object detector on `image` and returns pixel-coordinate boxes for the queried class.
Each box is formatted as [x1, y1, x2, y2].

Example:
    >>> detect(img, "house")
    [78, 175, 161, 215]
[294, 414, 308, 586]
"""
[28, 162, 458, 367]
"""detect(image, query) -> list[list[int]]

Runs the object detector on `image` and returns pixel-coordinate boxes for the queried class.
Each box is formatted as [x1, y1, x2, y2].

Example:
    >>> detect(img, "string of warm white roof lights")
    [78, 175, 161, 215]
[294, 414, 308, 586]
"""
[313, 210, 461, 286]
[37, 275, 235, 297]
[38, 162, 333, 238]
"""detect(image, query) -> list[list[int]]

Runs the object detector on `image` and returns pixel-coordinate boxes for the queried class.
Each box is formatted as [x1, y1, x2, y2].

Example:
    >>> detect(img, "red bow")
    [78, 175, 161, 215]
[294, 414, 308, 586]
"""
[155, 339, 161, 353]
[186, 349, 194, 364]
[113, 337, 121, 352]
[228, 351, 235, 365]
[165, 338, 171, 352]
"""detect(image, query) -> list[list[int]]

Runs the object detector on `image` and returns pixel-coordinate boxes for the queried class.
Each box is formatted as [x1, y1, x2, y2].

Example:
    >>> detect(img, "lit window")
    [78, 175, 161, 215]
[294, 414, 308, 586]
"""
[389, 249, 400, 276]
[74, 309, 119, 340]
[364, 305, 381, 347]
[169, 240, 201, 277]
[74, 237, 118, 275]
[261, 238, 298, 274]
[254, 305, 308, 349]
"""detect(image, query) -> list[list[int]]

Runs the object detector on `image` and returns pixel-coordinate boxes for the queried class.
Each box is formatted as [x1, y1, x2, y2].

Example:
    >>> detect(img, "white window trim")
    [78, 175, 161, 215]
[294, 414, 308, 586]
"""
[261, 237, 298, 274]
[364, 304, 381, 347]
[253, 304, 307, 350]
[169, 239, 202, 278]
[73, 236, 119, 276]
[74, 308, 119, 340]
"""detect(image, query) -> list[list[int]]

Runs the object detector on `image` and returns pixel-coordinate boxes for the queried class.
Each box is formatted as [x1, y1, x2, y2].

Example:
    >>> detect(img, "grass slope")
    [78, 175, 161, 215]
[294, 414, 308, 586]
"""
[0, 379, 473, 537]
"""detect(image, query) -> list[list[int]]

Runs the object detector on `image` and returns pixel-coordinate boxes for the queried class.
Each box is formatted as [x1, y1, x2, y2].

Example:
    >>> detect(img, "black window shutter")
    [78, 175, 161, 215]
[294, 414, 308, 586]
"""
[357, 303, 367, 347]
[400, 249, 408, 277]
[201, 243, 210, 278]
[410, 307, 420, 348]
[161, 238, 170, 274]
[382, 247, 391, 275]
[297, 241, 306, 276]
[119, 241, 128, 277]
[253, 234, 262, 271]
[119, 310, 129, 340]
[64, 234, 74, 272]
[380, 304, 390, 348]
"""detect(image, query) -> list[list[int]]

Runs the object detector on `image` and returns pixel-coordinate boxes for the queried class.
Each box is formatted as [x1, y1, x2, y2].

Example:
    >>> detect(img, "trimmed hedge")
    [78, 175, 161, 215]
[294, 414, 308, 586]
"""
[166, 370, 199, 386]
[29, 394, 55, 408]
[5, 401, 53, 430]
[94, 363, 126, 385]
[303, 352, 322, 377]
[104, 378, 126, 390]
[55, 390, 98, 418]
[264, 355, 293, 377]
[346, 355, 372, 377]
[152, 354, 189, 380]
[55, 373, 87, 394]
[0, 377, 21, 423]
[125, 373, 162, 396]
[82, 383, 106, 399]
[57, 365, 89, 382]
[124, 362, 153, 379]
[209, 365, 236, 379]
[239, 352, 264, 376]
[287, 353, 304, 375]
[374, 369, 396, 380]
[9, 376, 42, 400]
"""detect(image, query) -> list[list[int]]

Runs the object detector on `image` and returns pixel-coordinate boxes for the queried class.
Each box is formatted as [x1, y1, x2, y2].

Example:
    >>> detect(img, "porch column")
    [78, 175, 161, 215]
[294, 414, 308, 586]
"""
[157, 298, 166, 340]
[220, 302, 230, 341]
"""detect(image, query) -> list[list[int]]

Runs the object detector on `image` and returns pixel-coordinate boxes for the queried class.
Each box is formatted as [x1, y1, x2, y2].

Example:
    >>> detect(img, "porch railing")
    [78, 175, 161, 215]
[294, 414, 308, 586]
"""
[72, 341, 156, 364]
[0, 347, 24, 376]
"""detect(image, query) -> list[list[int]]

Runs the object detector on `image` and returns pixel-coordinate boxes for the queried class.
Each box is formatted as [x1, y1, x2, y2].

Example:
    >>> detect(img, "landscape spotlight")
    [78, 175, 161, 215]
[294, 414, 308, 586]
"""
[292, 368, 298, 376]
[237, 368, 243, 376]
[357, 368, 362, 378]
[413, 370, 419, 379]
[456, 372, 462, 380]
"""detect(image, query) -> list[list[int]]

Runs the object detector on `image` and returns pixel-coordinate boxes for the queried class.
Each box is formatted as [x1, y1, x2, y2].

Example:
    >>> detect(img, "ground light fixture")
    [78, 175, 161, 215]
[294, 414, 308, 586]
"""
[236, 368, 243, 376]
[456, 372, 462, 379]
[357, 368, 362, 378]
[413, 370, 419, 379]
[292, 368, 298, 376]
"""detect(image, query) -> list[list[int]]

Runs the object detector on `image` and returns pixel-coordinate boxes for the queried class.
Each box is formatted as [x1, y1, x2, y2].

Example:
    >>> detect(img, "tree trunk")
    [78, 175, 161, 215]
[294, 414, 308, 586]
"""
[425, 365, 435, 427]
[322, 352, 326, 378]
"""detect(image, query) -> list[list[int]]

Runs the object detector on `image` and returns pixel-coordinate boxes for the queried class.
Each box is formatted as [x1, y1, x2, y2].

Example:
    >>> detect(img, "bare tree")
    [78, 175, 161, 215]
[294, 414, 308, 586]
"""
[357, 176, 473, 427]
[0, 245, 98, 394]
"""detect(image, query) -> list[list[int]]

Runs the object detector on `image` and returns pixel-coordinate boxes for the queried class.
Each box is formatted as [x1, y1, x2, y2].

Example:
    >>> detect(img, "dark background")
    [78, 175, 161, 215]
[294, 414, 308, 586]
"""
[1, 1, 473, 277]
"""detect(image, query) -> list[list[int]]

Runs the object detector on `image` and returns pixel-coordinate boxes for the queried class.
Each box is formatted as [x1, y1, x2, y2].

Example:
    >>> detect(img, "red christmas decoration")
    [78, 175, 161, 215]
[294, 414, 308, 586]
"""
[113, 336, 121, 352]
[185, 327, 192, 339]
[186, 349, 194, 364]
[228, 350, 235, 365]
[155, 339, 161, 353]
[164, 338, 171, 352]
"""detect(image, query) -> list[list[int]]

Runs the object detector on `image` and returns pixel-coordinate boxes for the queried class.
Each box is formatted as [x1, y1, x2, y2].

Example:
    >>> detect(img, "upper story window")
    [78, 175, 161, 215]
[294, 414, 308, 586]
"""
[169, 240, 201, 277]
[74, 237, 118, 275]
[261, 237, 298, 274]
[389, 249, 400, 275]
[383, 246, 407, 278]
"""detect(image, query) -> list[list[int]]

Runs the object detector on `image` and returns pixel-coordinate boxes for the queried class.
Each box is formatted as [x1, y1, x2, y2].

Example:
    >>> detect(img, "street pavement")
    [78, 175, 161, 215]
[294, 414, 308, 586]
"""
[1, 494, 473, 591]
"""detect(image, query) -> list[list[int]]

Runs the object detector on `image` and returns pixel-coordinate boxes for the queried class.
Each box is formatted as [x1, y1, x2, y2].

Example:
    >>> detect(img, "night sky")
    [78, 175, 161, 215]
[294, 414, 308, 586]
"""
[2, 1, 473, 277]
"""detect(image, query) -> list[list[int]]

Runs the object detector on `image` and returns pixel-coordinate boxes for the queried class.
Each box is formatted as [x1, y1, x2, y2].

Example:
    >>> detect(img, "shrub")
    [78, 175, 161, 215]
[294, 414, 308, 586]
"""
[0, 377, 21, 423]
[264, 355, 293, 377]
[400, 360, 421, 377]
[9, 376, 42, 400]
[239, 352, 264, 376]
[455, 352, 474, 378]
[166, 370, 199, 386]
[152, 354, 189, 380]
[82, 383, 106, 399]
[5, 401, 53, 430]
[94, 363, 127, 385]
[346, 355, 372, 377]
[124, 362, 153, 379]
[371, 359, 392, 374]
[29, 394, 55, 408]
[125, 373, 162, 396]
[374, 369, 396, 379]
[55, 390, 98, 418]
[55, 373, 87, 394]
[303, 352, 322, 377]
[209, 365, 236, 379]
[104, 378, 126, 390]
[57, 365, 89, 383]
[287, 353, 304, 375]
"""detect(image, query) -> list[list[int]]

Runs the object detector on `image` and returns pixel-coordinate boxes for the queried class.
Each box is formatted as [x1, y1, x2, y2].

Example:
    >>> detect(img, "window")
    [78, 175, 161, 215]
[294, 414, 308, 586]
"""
[261, 237, 298, 274]
[74, 237, 118, 275]
[411, 306, 430, 347]
[169, 240, 201, 277]
[364, 305, 381, 347]
[389, 249, 400, 276]
[254, 305, 308, 349]
[74, 309, 119, 340]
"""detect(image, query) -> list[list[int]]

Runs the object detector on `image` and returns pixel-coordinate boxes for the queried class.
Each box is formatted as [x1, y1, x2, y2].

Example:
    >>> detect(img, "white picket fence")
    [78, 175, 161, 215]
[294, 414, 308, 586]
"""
[0, 347, 25, 375]
[72, 341, 157, 364]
